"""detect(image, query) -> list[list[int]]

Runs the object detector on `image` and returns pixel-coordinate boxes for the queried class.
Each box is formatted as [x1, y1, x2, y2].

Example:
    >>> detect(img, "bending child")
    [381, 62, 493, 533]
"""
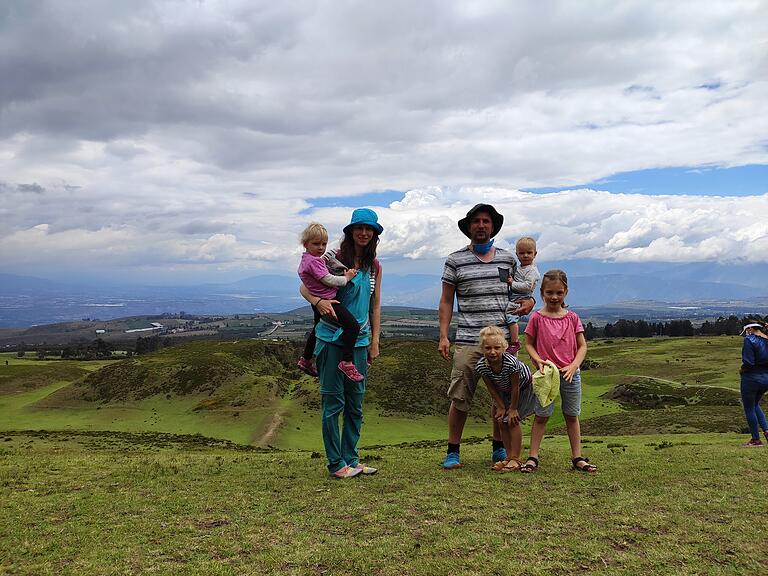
[297, 223, 364, 382]
[504, 236, 540, 355]
[522, 269, 597, 473]
[475, 326, 534, 472]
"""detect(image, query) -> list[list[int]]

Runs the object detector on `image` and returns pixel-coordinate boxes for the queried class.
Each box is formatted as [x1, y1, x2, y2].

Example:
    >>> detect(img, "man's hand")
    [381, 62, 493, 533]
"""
[506, 408, 520, 426]
[438, 336, 451, 360]
[506, 297, 534, 316]
[494, 406, 506, 421]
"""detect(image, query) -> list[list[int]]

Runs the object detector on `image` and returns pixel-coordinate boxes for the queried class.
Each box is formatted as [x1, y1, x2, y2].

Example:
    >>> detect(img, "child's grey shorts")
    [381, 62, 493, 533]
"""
[535, 369, 582, 417]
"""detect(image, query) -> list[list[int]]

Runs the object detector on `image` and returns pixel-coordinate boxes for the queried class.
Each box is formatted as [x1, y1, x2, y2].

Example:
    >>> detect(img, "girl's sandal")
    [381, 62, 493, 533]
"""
[502, 458, 522, 472]
[491, 459, 509, 471]
[520, 456, 539, 474]
[572, 457, 597, 473]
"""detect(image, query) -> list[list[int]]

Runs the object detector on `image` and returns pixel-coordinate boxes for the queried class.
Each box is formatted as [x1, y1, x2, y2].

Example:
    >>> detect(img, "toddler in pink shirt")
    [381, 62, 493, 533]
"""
[297, 223, 363, 382]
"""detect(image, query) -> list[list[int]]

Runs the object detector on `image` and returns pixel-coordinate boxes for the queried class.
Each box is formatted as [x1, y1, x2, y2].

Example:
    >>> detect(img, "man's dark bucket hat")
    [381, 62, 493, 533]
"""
[457, 203, 504, 238]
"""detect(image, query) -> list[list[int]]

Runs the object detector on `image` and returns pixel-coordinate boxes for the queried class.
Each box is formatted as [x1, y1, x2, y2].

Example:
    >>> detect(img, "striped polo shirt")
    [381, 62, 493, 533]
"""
[475, 353, 533, 394]
[442, 246, 518, 346]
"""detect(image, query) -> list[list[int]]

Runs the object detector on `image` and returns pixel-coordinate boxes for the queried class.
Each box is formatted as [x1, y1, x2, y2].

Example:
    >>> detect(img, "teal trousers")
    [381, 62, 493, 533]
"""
[316, 343, 368, 473]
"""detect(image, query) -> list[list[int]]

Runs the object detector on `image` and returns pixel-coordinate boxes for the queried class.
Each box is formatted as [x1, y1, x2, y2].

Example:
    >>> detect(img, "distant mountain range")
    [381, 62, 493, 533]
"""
[1, 261, 767, 328]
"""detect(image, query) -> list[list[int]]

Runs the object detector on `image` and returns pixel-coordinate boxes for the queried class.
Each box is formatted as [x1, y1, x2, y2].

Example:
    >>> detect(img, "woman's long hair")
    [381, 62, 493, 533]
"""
[337, 229, 379, 271]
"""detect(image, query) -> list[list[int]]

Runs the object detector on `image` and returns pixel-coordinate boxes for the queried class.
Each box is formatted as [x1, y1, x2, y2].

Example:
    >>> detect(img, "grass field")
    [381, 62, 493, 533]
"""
[1, 338, 766, 574]
[1, 431, 766, 575]
[0, 335, 750, 451]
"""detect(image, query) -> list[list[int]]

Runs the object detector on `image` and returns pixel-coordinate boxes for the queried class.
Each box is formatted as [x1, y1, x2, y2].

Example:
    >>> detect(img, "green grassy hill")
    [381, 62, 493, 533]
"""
[0, 334, 752, 450]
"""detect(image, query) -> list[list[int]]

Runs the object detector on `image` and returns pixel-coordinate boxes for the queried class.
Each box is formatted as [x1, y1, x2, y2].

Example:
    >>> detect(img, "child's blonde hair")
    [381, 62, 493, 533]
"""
[516, 236, 537, 251]
[300, 223, 328, 246]
[540, 268, 569, 307]
[479, 325, 508, 349]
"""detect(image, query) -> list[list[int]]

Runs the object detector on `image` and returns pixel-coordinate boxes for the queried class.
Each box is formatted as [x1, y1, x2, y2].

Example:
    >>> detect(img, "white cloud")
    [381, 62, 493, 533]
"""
[0, 1, 766, 281]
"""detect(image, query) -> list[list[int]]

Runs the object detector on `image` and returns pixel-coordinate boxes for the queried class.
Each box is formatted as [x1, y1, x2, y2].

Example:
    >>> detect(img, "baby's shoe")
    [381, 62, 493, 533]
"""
[338, 361, 364, 382]
[506, 342, 521, 356]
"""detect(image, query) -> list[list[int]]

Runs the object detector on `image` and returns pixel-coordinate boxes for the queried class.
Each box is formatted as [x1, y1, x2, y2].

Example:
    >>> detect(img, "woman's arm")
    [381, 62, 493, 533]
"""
[369, 264, 382, 360]
[298, 283, 338, 320]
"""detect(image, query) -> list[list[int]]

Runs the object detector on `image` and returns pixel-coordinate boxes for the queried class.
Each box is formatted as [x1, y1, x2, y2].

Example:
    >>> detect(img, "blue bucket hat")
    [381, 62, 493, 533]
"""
[343, 208, 383, 235]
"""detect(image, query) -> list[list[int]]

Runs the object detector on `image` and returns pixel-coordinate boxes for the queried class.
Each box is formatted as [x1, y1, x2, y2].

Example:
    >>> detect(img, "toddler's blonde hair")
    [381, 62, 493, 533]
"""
[516, 236, 537, 251]
[478, 325, 508, 349]
[300, 223, 328, 246]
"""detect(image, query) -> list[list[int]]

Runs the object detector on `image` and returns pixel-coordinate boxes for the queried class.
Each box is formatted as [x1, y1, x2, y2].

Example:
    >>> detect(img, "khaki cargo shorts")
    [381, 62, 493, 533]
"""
[446, 345, 484, 412]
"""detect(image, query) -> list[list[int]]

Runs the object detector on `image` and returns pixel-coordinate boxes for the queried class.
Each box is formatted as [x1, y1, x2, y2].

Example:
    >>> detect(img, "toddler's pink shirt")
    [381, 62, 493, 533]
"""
[524, 310, 584, 368]
[297, 253, 338, 300]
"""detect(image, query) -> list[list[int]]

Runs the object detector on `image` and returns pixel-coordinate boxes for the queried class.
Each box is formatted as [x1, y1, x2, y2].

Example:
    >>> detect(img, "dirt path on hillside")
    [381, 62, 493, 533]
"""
[257, 406, 286, 447]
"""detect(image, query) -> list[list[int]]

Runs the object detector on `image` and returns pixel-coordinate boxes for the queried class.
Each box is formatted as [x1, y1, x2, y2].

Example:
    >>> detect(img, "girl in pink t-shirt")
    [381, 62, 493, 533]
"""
[522, 269, 597, 473]
[296, 223, 363, 382]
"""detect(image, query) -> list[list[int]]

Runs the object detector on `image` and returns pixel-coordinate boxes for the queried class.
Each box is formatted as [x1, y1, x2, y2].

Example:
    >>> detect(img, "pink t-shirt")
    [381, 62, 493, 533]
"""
[297, 253, 338, 300]
[524, 310, 584, 368]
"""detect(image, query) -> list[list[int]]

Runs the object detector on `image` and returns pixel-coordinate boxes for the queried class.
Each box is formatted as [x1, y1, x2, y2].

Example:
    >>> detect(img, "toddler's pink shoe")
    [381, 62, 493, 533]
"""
[297, 357, 318, 377]
[338, 361, 364, 382]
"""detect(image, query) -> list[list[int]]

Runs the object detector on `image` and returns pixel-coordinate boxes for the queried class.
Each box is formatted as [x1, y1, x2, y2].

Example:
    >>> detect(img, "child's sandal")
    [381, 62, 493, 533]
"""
[572, 457, 597, 473]
[520, 456, 539, 473]
[491, 459, 508, 471]
[502, 458, 522, 472]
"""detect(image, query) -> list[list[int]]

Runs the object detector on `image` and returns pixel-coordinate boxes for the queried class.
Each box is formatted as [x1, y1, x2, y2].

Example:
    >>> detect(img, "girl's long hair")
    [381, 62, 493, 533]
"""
[541, 269, 569, 308]
[337, 229, 379, 271]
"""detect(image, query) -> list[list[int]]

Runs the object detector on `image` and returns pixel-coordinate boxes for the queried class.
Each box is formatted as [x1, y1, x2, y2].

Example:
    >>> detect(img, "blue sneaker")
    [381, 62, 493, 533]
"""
[492, 447, 507, 463]
[442, 452, 462, 470]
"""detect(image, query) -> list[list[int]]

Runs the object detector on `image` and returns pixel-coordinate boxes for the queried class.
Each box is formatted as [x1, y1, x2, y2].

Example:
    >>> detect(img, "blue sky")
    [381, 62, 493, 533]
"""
[524, 165, 768, 197]
[310, 165, 768, 209]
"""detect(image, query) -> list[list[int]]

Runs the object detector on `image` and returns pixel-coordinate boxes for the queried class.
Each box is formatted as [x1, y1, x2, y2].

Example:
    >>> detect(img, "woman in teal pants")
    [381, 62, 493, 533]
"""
[300, 208, 383, 479]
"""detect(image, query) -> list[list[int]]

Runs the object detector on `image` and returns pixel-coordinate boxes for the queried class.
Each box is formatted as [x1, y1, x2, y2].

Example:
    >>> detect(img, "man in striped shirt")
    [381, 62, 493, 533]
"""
[438, 204, 535, 469]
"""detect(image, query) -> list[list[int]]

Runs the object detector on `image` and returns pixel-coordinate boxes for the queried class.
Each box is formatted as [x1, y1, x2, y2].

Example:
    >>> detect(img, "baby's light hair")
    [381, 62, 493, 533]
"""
[516, 236, 537, 251]
[540, 268, 569, 307]
[300, 223, 328, 246]
[478, 325, 508, 349]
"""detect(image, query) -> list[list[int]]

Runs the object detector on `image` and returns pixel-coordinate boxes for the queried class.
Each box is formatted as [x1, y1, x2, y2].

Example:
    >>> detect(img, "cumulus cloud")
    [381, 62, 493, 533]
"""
[0, 1, 766, 280]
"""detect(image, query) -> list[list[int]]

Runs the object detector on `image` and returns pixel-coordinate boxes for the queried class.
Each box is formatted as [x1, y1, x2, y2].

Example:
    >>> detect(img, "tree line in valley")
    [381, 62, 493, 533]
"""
[582, 315, 767, 340]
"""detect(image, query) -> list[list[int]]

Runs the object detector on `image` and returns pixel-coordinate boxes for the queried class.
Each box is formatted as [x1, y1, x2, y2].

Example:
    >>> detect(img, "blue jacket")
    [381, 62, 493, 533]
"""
[742, 334, 768, 373]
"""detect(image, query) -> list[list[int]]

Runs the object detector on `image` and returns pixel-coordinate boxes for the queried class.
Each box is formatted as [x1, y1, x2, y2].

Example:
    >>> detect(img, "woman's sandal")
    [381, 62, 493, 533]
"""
[502, 458, 522, 472]
[520, 456, 539, 474]
[572, 456, 597, 473]
[491, 459, 508, 471]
